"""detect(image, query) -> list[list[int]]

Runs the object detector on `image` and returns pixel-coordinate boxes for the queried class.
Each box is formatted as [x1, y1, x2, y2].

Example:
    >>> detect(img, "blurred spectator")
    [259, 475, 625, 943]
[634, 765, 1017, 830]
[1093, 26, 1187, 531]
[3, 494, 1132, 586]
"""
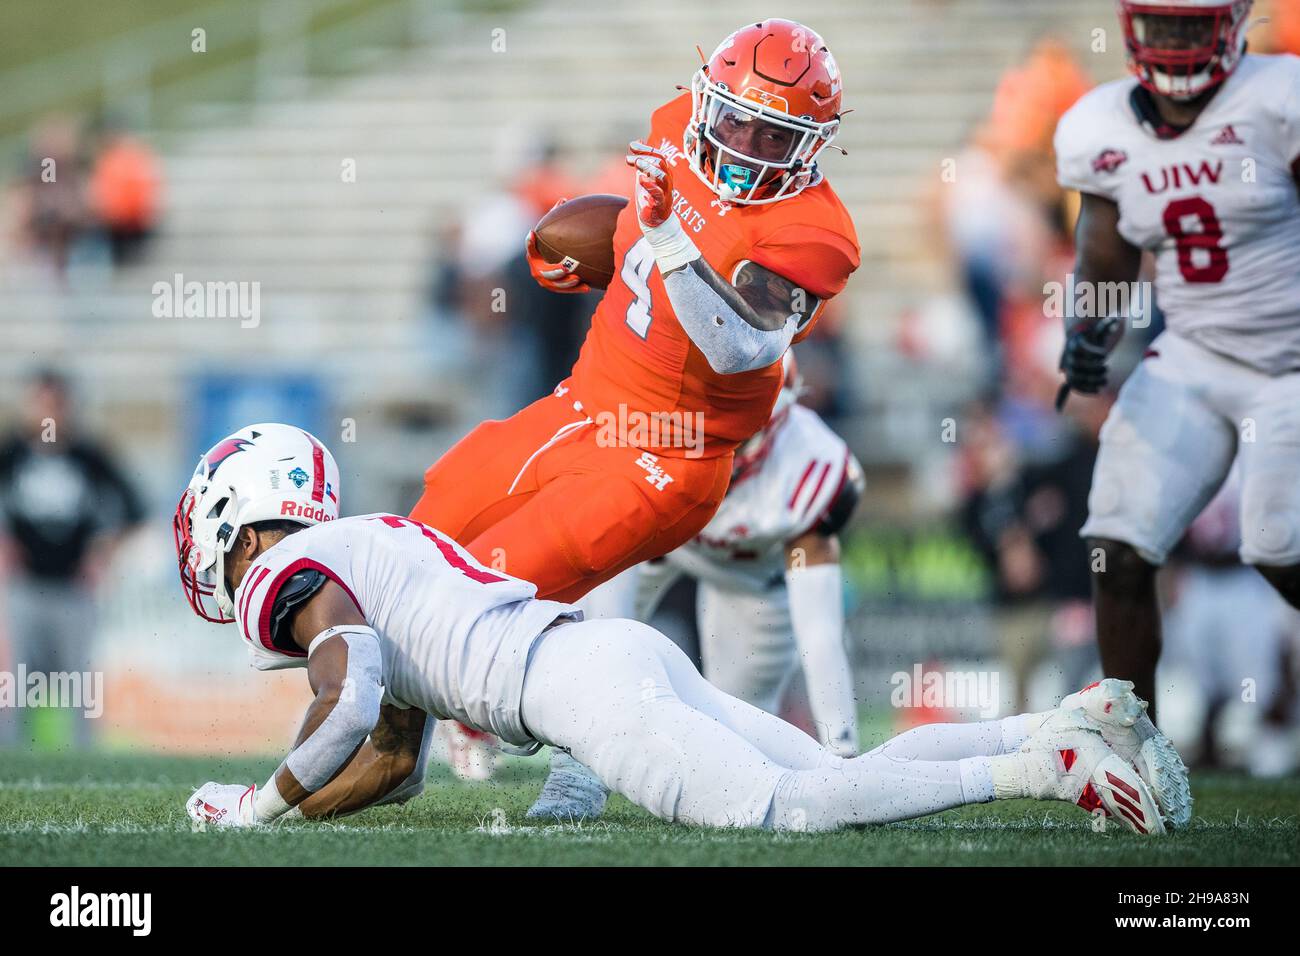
[957, 393, 1105, 710]
[7, 115, 90, 278]
[436, 134, 596, 412]
[0, 370, 144, 748]
[929, 125, 1045, 375]
[87, 119, 162, 266]
[4, 114, 162, 280]
[987, 37, 1091, 159]
[928, 38, 1091, 391]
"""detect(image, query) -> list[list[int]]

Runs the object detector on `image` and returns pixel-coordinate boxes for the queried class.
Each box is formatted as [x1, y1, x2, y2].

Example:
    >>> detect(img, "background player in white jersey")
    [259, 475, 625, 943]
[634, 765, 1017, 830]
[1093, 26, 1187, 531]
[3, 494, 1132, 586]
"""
[527, 355, 863, 819]
[174, 423, 1179, 834]
[1053, 0, 1300, 721]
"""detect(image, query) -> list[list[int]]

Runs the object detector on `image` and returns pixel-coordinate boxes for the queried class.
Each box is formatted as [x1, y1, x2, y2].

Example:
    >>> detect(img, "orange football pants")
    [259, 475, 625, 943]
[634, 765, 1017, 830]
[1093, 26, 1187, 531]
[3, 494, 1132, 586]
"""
[409, 387, 733, 604]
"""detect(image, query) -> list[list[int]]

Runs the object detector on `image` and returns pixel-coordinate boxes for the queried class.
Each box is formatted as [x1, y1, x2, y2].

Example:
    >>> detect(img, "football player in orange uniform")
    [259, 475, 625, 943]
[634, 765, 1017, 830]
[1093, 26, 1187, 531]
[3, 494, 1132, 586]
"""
[409, 18, 860, 606]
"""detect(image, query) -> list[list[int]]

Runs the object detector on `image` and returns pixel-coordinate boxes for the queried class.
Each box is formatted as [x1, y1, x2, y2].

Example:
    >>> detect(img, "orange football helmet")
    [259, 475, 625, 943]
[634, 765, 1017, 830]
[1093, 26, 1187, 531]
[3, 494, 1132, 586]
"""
[684, 19, 843, 205]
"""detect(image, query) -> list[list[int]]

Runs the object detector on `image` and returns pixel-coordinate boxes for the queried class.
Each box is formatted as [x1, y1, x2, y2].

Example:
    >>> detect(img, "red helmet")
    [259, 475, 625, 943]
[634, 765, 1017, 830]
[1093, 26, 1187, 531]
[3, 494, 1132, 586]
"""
[1117, 0, 1253, 100]
[684, 19, 843, 205]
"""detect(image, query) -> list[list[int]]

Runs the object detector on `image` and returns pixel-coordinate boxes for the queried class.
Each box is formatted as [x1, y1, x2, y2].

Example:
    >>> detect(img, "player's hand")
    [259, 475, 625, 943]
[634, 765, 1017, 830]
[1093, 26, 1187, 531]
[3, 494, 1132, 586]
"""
[626, 141, 673, 230]
[525, 220, 591, 294]
[186, 781, 258, 828]
[1059, 316, 1123, 397]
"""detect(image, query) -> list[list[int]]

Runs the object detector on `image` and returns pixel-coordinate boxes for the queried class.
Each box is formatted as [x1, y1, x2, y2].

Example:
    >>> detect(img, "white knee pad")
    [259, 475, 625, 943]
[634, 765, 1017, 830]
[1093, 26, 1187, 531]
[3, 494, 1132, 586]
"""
[1238, 387, 1300, 566]
[1239, 498, 1300, 566]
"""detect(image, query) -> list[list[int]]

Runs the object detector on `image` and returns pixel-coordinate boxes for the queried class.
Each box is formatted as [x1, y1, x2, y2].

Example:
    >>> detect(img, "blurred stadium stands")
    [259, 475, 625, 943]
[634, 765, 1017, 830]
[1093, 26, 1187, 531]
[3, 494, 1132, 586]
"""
[1, 0, 1295, 767]
[1, 0, 1122, 504]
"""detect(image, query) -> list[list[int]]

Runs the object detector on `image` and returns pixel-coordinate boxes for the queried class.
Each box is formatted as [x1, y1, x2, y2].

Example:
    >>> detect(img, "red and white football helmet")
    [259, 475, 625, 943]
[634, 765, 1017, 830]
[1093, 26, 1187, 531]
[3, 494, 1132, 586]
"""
[1118, 0, 1254, 100]
[173, 423, 340, 623]
[684, 19, 843, 205]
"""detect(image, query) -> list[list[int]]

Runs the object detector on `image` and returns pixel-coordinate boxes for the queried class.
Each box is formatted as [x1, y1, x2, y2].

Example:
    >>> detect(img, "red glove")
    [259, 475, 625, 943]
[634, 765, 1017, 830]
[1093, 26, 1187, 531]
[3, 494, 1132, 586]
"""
[626, 141, 673, 229]
[525, 201, 591, 294]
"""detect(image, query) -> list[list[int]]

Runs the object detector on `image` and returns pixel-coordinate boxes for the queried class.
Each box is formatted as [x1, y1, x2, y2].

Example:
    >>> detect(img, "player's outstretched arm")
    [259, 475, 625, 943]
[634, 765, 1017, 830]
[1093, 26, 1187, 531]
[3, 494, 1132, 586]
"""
[185, 581, 386, 828]
[297, 705, 433, 819]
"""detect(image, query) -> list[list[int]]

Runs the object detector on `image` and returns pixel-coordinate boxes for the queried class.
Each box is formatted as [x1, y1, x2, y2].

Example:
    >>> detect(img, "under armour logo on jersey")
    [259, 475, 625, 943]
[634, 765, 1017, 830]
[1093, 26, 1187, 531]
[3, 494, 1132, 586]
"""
[1091, 148, 1128, 174]
[634, 451, 674, 491]
[1210, 124, 1245, 146]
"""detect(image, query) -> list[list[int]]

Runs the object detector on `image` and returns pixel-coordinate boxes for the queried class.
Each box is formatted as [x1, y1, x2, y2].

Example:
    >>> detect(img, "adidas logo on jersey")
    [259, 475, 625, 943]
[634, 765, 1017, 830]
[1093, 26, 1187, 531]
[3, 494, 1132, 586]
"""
[1210, 124, 1244, 145]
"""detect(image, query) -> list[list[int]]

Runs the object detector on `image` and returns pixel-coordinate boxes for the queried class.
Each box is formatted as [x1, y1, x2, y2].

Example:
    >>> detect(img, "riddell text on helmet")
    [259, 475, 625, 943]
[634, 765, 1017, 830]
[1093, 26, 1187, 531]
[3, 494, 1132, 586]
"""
[280, 501, 336, 522]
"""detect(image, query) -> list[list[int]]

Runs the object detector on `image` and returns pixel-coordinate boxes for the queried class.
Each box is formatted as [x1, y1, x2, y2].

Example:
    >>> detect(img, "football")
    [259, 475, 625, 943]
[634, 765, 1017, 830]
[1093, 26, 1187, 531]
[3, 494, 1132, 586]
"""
[532, 193, 628, 289]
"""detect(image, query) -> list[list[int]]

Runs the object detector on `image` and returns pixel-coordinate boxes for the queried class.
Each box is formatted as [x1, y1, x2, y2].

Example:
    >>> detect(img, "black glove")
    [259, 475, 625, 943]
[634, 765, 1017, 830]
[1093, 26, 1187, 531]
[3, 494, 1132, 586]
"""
[1057, 316, 1122, 406]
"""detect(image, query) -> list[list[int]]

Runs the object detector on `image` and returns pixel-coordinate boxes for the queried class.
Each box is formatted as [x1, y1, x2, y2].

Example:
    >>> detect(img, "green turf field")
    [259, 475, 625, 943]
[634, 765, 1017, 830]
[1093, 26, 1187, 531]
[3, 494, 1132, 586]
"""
[0, 750, 1296, 866]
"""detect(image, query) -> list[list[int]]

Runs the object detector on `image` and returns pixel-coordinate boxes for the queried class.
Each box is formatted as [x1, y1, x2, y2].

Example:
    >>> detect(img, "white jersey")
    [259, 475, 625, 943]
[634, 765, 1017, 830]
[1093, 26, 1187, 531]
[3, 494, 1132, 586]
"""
[232, 514, 577, 745]
[666, 405, 860, 593]
[1055, 54, 1300, 374]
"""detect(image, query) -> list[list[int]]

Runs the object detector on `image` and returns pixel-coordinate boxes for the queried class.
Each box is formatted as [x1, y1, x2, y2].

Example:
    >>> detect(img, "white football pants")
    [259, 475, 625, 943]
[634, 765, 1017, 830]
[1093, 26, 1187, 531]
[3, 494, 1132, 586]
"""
[580, 562, 800, 716]
[519, 618, 1029, 830]
[1082, 330, 1300, 566]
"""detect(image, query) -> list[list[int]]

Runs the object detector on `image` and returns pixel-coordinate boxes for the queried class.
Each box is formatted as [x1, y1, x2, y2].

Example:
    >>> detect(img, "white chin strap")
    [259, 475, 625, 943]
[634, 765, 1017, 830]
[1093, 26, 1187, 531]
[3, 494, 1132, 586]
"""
[213, 546, 236, 620]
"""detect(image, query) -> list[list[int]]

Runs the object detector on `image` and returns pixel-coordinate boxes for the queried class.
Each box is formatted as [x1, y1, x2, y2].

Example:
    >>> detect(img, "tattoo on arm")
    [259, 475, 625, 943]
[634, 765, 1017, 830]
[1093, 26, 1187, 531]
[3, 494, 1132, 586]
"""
[369, 705, 428, 757]
[296, 706, 427, 819]
[675, 258, 819, 333]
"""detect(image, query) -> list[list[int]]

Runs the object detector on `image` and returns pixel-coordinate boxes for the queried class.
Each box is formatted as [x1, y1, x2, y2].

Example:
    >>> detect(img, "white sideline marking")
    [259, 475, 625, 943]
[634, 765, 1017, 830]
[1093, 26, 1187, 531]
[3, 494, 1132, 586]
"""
[0, 780, 178, 791]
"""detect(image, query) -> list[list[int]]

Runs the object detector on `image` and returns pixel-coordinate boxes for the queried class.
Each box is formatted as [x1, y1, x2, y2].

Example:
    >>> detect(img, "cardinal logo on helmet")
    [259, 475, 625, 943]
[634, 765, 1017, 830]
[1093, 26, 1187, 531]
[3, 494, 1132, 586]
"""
[204, 436, 254, 475]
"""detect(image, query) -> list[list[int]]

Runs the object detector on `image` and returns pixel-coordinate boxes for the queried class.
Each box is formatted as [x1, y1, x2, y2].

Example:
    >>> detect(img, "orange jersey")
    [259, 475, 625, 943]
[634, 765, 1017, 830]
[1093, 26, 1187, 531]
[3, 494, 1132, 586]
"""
[568, 94, 860, 458]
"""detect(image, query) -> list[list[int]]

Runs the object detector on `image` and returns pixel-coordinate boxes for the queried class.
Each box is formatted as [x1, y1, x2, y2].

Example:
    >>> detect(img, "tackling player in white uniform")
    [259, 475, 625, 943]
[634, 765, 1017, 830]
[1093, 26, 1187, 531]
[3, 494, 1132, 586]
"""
[1054, 0, 1300, 724]
[175, 423, 1182, 834]
[526, 357, 863, 819]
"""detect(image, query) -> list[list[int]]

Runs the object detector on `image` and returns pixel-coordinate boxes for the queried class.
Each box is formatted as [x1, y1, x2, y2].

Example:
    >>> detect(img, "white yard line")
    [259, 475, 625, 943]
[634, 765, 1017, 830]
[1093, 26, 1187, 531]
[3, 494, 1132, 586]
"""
[0, 780, 180, 790]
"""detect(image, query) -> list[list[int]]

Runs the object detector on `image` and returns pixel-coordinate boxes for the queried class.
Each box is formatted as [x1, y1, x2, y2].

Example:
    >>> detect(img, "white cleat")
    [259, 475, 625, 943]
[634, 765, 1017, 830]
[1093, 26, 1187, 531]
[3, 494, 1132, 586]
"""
[996, 710, 1167, 835]
[1059, 679, 1192, 828]
[525, 750, 609, 822]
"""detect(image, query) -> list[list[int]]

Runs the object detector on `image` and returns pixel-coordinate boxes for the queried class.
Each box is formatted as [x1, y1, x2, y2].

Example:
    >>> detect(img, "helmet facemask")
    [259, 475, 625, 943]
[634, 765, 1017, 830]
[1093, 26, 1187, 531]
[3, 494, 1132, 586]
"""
[685, 69, 839, 205]
[173, 479, 240, 624]
[1119, 1, 1252, 100]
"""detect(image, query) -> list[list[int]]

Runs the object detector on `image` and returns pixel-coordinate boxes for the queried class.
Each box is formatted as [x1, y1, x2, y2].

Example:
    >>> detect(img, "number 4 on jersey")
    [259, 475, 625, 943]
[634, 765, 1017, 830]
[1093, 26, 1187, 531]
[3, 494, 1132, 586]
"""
[622, 237, 656, 338]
